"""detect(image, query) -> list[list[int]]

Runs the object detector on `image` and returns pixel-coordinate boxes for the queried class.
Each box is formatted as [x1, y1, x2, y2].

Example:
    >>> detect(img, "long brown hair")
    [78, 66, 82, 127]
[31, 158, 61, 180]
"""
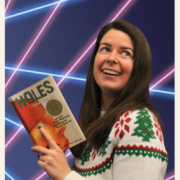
[70, 20, 165, 157]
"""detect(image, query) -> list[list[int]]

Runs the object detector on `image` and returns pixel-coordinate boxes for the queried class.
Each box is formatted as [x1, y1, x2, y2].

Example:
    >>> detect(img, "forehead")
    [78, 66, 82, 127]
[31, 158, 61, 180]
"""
[100, 29, 133, 48]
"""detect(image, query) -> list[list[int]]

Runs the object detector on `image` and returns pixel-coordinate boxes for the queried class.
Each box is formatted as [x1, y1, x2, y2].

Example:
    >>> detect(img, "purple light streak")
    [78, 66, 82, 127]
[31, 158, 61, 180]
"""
[5, 0, 62, 154]
[5, 126, 23, 149]
[165, 175, 175, 180]
[5, 0, 62, 89]
[150, 68, 175, 89]
[5, 0, 134, 153]
[34, 172, 47, 180]
[5, 0, 12, 13]
[57, 39, 96, 86]
[110, 0, 132, 22]
[57, 0, 132, 86]
[6, 0, 174, 179]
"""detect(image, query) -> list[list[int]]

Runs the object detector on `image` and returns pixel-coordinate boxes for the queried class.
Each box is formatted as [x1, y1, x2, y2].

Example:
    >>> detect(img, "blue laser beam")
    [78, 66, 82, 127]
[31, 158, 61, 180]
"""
[150, 89, 174, 95]
[5, 0, 68, 20]
[5, 172, 15, 180]
[5, 66, 86, 81]
[5, 66, 174, 95]
[5, 118, 24, 128]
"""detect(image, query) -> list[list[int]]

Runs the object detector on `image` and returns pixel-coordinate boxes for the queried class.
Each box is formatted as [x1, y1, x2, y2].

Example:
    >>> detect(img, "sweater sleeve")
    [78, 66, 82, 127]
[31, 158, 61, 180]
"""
[63, 171, 87, 180]
[62, 108, 168, 180]
[112, 109, 168, 180]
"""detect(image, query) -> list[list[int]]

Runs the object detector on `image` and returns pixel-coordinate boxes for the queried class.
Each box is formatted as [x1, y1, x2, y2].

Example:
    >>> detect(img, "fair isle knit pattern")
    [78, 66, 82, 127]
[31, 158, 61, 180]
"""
[71, 152, 114, 177]
[115, 144, 168, 162]
[64, 108, 168, 180]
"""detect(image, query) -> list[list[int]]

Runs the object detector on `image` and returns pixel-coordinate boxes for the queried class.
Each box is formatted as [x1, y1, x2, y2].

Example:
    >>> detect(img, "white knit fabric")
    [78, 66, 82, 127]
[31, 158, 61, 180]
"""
[64, 108, 168, 180]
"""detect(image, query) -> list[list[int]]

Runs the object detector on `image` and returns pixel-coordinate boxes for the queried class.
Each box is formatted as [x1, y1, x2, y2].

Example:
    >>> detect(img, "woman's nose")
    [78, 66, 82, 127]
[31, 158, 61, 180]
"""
[106, 59, 117, 64]
[106, 52, 118, 64]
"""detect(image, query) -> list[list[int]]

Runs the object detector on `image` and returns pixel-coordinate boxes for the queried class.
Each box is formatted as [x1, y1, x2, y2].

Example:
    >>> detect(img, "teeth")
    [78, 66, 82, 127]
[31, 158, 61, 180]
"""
[103, 70, 120, 76]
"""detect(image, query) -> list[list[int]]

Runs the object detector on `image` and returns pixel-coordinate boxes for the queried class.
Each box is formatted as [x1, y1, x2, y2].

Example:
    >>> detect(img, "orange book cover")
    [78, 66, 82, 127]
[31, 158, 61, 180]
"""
[8, 76, 86, 151]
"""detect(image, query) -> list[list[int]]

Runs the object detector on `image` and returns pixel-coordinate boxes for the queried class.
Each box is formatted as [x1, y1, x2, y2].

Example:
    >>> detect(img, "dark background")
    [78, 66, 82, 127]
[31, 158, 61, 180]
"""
[5, 0, 174, 179]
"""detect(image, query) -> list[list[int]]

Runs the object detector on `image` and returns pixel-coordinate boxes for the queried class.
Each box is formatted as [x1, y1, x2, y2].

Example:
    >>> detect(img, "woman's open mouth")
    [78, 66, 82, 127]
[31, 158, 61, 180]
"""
[102, 69, 121, 76]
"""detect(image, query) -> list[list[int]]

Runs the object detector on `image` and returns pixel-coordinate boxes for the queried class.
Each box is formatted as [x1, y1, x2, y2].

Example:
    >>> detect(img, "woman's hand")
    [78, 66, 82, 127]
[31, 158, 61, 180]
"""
[31, 128, 72, 180]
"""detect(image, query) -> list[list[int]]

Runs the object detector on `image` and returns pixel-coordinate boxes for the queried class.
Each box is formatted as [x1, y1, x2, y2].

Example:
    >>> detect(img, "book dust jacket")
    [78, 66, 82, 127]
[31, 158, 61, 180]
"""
[8, 76, 86, 151]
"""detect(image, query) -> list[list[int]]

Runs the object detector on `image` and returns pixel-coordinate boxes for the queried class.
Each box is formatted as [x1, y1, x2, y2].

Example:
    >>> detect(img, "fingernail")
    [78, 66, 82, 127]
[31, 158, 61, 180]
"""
[38, 123, 45, 129]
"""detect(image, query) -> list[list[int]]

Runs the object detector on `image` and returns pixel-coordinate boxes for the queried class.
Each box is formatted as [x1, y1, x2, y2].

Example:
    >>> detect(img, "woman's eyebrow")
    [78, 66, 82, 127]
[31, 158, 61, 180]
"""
[100, 43, 134, 52]
[121, 46, 134, 52]
[100, 42, 111, 47]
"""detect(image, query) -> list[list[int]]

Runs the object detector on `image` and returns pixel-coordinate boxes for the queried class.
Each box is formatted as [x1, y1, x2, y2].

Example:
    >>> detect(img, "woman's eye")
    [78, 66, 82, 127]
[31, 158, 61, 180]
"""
[120, 51, 133, 59]
[101, 47, 110, 52]
[122, 51, 130, 56]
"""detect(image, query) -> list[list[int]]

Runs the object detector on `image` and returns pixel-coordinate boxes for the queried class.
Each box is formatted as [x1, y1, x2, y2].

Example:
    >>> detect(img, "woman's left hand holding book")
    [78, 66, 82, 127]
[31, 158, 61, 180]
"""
[31, 128, 72, 180]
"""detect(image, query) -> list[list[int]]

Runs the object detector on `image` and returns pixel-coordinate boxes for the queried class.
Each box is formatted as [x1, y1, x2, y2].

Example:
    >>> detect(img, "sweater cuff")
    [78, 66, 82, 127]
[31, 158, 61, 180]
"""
[64, 171, 85, 180]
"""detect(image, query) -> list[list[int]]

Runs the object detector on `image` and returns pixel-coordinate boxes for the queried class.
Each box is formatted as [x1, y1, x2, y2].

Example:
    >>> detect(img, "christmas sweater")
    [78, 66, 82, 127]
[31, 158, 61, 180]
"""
[64, 108, 168, 180]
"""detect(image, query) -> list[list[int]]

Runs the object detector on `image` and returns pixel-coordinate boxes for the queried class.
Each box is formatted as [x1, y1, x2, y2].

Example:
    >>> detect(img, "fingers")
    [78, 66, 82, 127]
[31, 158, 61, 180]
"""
[31, 146, 49, 155]
[38, 154, 48, 162]
[39, 128, 58, 149]
[37, 159, 47, 170]
[36, 152, 40, 159]
[37, 154, 56, 170]
[36, 158, 52, 171]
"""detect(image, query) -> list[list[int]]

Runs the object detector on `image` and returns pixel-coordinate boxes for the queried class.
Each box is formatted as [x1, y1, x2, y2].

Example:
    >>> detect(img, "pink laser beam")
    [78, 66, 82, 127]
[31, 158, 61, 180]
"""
[5, 126, 23, 149]
[110, 0, 132, 22]
[7, 0, 134, 178]
[150, 68, 175, 89]
[5, 0, 12, 13]
[57, 0, 132, 86]
[34, 172, 47, 180]
[5, 0, 62, 89]
[34, 151, 72, 180]
[57, 39, 96, 86]
[165, 175, 175, 180]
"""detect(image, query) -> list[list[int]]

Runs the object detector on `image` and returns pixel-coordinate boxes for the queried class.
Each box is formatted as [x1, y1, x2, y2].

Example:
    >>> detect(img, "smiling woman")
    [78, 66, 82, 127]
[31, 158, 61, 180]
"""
[32, 20, 168, 180]
[93, 29, 134, 110]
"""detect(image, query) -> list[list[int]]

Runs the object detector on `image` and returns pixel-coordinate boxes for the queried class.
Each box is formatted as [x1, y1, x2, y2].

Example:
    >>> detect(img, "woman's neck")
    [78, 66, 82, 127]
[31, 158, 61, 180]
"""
[101, 91, 117, 111]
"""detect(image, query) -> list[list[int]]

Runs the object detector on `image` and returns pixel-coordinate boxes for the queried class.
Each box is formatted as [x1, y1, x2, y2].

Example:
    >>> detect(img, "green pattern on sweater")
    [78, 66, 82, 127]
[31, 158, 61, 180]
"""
[115, 148, 168, 162]
[72, 154, 113, 177]
[131, 109, 156, 142]
[80, 145, 93, 165]
[98, 137, 111, 157]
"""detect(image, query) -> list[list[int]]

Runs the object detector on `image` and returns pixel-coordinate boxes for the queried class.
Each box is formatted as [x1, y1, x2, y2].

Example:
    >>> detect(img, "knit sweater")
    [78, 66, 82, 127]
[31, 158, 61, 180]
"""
[64, 108, 168, 180]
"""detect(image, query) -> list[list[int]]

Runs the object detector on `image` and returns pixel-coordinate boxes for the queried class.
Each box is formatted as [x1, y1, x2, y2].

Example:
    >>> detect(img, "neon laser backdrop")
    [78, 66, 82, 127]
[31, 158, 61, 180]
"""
[5, 0, 174, 179]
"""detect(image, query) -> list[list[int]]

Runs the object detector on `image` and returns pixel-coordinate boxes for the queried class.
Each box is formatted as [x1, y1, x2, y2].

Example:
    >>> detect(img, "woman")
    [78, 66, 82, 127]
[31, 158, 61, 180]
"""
[31, 20, 168, 180]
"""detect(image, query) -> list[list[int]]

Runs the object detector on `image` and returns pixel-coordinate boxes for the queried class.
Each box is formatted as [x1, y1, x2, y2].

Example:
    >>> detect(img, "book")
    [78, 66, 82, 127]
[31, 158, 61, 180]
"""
[8, 75, 86, 151]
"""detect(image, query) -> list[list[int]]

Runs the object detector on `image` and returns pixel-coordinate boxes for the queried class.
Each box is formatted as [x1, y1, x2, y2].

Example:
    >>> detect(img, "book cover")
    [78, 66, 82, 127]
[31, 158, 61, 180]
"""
[8, 75, 86, 151]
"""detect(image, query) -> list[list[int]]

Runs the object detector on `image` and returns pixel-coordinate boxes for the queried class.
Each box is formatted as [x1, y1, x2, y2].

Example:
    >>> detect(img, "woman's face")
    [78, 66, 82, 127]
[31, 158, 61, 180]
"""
[93, 29, 134, 95]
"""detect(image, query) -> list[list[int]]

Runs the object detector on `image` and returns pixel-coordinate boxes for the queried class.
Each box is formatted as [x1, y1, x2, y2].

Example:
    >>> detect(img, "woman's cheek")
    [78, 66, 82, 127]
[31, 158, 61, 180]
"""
[121, 60, 133, 73]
